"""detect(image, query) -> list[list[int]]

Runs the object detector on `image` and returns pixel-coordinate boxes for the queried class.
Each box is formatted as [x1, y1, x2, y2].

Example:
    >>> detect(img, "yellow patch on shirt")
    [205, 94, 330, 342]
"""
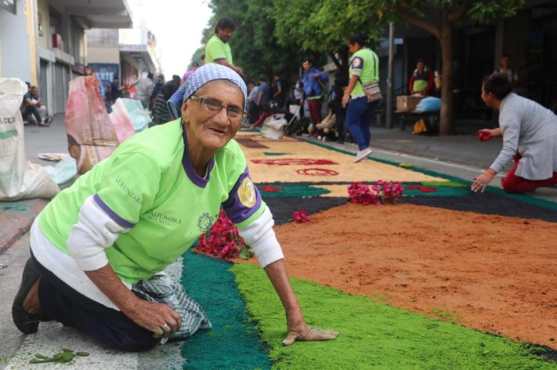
[238, 177, 257, 208]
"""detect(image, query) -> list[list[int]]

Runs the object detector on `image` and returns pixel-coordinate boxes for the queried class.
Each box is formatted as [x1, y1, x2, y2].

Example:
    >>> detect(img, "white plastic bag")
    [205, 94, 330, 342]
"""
[119, 98, 151, 132]
[43, 154, 77, 186]
[0, 78, 59, 200]
[261, 114, 288, 140]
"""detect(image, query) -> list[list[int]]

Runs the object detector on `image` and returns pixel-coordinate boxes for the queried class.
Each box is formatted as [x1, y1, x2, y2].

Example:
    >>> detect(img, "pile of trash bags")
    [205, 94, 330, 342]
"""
[65, 76, 150, 174]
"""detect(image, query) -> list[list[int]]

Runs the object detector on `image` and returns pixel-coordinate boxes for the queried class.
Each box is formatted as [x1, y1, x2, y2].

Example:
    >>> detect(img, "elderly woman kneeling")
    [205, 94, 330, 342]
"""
[12, 64, 336, 352]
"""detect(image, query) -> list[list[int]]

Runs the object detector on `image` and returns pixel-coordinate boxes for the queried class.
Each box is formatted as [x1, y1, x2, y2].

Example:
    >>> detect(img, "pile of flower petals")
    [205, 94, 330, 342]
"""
[348, 181, 404, 205]
[348, 183, 380, 205]
[292, 209, 311, 223]
[196, 210, 247, 261]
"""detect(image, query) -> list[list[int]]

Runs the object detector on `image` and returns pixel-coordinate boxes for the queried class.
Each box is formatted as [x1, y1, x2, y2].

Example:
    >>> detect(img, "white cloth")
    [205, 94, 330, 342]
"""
[238, 206, 284, 267]
[490, 93, 557, 180]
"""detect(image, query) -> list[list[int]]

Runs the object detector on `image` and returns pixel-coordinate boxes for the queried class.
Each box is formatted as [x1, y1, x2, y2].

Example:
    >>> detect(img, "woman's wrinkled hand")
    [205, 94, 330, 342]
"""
[123, 298, 182, 337]
[471, 169, 496, 193]
[282, 311, 338, 346]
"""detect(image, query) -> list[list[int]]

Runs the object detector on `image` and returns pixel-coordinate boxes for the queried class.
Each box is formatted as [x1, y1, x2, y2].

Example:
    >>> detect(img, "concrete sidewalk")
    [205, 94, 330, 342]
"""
[0, 200, 46, 255]
[0, 235, 185, 370]
[24, 114, 69, 165]
[369, 127, 501, 170]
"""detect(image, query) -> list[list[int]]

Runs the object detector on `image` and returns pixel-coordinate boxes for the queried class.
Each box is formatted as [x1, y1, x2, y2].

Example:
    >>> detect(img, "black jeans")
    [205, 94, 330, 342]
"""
[34, 255, 159, 352]
[331, 98, 346, 141]
[23, 106, 42, 124]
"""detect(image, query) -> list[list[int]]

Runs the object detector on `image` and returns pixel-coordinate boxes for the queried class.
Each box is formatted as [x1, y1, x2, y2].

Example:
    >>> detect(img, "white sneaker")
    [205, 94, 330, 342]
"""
[354, 147, 373, 163]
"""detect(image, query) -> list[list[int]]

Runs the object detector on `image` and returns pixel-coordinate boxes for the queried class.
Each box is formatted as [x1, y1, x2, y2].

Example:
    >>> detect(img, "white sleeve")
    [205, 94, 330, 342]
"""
[67, 195, 130, 271]
[238, 206, 284, 268]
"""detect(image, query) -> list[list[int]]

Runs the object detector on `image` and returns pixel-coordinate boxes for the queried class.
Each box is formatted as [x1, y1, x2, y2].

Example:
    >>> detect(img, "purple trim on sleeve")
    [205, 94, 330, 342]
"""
[181, 126, 215, 188]
[93, 194, 135, 229]
[222, 168, 262, 224]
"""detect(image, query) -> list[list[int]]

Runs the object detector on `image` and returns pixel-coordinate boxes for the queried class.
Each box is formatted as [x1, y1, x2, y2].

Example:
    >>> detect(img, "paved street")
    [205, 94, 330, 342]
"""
[23, 115, 69, 165]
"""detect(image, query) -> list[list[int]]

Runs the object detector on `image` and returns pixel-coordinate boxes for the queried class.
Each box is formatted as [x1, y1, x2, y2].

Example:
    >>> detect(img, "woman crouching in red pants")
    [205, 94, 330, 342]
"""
[472, 72, 557, 194]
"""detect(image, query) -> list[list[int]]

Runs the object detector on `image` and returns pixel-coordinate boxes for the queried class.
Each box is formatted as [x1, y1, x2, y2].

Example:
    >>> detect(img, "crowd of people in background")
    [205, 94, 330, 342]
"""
[25, 14, 555, 195]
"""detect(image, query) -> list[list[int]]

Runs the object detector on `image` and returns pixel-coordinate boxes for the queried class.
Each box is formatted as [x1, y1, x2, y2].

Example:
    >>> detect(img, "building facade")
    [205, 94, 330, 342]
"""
[86, 26, 161, 98]
[0, 0, 37, 84]
[0, 0, 132, 115]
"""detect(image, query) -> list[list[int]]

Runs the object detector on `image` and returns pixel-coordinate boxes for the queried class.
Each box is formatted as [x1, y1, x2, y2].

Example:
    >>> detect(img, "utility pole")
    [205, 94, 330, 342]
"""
[385, 22, 395, 129]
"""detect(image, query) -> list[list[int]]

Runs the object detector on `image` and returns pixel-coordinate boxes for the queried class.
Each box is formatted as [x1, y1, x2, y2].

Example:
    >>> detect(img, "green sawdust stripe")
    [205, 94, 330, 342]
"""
[403, 186, 468, 197]
[303, 138, 557, 211]
[263, 152, 290, 156]
[180, 251, 271, 369]
[260, 183, 330, 198]
[233, 263, 557, 370]
[421, 180, 467, 188]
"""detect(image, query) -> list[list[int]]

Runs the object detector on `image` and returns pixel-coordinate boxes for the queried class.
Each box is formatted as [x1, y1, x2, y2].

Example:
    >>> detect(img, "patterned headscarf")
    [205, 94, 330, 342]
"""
[167, 63, 247, 118]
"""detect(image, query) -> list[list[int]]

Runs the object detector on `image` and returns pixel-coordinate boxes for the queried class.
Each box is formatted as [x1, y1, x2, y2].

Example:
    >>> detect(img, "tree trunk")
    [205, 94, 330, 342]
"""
[439, 17, 454, 135]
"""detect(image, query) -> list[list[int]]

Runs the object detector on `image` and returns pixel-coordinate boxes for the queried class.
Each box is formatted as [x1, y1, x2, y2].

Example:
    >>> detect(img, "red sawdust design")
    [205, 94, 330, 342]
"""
[261, 185, 280, 192]
[274, 203, 557, 349]
[295, 168, 339, 176]
[251, 158, 338, 166]
[236, 138, 269, 149]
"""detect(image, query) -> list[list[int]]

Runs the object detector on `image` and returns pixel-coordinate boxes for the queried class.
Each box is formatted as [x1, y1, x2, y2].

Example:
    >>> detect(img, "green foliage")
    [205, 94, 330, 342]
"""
[273, 0, 384, 53]
[468, 0, 526, 23]
[233, 263, 557, 370]
[205, 0, 303, 81]
[377, 0, 526, 27]
[301, 0, 525, 46]
[201, 0, 525, 110]
[272, 0, 525, 54]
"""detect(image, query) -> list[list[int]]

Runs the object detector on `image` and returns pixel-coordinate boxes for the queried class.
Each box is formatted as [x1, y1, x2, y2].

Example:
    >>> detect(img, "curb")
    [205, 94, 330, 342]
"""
[0, 199, 47, 254]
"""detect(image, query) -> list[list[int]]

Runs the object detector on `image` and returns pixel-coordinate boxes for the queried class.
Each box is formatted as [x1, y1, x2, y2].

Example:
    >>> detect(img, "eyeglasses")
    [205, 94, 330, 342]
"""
[190, 95, 244, 120]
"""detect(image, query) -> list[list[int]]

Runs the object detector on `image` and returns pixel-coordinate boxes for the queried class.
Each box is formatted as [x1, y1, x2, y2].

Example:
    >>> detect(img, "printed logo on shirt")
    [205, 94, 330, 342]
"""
[115, 176, 141, 203]
[238, 177, 257, 208]
[145, 211, 182, 226]
[197, 212, 215, 233]
[351, 57, 363, 69]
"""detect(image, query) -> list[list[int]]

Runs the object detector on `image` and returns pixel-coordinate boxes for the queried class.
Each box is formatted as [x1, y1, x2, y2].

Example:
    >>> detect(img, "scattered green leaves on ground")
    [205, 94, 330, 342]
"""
[29, 349, 89, 365]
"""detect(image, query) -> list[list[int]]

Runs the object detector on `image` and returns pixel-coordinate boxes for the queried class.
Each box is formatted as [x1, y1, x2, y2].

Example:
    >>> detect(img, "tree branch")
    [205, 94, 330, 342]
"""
[448, 6, 468, 23]
[397, 9, 440, 40]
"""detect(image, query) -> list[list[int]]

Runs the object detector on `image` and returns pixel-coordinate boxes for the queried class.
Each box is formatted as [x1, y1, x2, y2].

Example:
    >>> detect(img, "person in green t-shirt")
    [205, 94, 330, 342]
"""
[205, 17, 243, 76]
[342, 33, 381, 163]
[12, 64, 336, 352]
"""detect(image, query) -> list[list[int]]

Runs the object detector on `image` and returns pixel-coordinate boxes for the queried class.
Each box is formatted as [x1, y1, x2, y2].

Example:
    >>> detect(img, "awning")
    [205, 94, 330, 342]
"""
[54, 0, 132, 28]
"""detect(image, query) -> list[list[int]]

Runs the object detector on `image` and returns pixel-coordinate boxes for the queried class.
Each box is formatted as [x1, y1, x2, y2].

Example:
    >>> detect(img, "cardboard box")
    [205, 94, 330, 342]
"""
[396, 96, 422, 112]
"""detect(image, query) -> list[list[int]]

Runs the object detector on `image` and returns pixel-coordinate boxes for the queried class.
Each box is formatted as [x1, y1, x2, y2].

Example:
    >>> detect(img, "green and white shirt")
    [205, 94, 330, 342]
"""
[205, 35, 234, 65]
[32, 119, 282, 309]
[349, 47, 380, 98]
